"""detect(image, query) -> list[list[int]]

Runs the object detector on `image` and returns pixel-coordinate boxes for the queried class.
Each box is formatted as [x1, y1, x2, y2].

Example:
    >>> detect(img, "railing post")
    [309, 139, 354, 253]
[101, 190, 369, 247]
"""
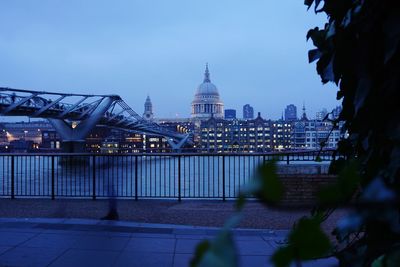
[286, 154, 290, 165]
[11, 155, 15, 199]
[51, 155, 55, 200]
[135, 156, 138, 201]
[92, 155, 96, 200]
[222, 155, 226, 201]
[178, 155, 181, 202]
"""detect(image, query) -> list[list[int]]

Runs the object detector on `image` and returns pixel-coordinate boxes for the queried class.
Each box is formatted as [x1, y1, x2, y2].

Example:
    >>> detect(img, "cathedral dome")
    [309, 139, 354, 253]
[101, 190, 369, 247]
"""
[195, 80, 219, 97]
[191, 64, 224, 119]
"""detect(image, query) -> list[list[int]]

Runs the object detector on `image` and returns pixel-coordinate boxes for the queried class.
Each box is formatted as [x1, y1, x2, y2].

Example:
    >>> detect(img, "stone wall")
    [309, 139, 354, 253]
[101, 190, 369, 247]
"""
[279, 174, 337, 207]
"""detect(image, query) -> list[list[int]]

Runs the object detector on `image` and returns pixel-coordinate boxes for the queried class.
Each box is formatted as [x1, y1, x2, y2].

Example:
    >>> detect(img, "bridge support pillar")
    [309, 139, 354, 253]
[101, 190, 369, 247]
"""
[167, 134, 190, 152]
[48, 96, 116, 153]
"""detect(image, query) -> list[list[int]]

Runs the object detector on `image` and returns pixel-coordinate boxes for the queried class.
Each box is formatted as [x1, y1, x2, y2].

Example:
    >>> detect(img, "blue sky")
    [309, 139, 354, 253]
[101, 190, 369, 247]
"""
[0, 0, 339, 120]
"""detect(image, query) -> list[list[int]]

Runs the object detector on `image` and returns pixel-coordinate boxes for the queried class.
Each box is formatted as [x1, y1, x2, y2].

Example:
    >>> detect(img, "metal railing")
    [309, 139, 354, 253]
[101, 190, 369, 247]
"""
[0, 150, 335, 200]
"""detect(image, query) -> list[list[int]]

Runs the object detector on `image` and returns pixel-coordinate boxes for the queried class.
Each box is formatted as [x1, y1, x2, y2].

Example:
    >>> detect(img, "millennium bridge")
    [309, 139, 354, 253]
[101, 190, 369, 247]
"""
[0, 87, 191, 152]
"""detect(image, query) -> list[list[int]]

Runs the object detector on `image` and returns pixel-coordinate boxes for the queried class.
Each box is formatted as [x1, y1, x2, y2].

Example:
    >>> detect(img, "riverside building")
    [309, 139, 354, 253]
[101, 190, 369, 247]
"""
[199, 113, 272, 153]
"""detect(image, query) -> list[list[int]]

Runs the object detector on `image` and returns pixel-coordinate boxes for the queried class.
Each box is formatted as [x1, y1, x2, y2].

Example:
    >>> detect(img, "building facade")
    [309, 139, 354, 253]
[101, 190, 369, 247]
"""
[292, 119, 343, 150]
[199, 113, 272, 153]
[271, 120, 293, 151]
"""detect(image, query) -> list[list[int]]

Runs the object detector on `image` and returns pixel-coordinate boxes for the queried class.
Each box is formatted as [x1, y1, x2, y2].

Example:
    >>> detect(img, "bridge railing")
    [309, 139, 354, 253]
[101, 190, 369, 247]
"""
[0, 150, 336, 200]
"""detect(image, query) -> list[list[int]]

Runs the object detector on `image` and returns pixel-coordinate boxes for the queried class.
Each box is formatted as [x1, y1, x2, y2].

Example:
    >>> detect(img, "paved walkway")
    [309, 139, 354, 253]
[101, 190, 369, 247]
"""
[0, 218, 338, 267]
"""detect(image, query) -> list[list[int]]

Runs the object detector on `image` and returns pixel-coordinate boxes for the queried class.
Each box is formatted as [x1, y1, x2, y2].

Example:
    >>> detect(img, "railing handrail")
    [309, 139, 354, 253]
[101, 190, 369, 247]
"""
[0, 149, 336, 200]
[0, 149, 336, 157]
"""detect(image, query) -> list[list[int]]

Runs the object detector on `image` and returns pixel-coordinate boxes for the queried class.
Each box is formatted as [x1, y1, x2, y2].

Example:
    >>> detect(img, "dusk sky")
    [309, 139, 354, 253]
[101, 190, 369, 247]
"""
[0, 0, 339, 120]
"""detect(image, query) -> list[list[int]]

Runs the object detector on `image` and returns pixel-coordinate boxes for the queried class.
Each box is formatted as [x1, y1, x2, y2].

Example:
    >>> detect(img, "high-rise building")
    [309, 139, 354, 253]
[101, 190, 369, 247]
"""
[271, 119, 293, 151]
[143, 95, 154, 121]
[292, 120, 344, 150]
[316, 108, 328, 121]
[191, 64, 224, 120]
[331, 106, 342, 120]
[284, 104, 297, 121]
[243, 104, 254, 119]
[224, 109, 236, 120]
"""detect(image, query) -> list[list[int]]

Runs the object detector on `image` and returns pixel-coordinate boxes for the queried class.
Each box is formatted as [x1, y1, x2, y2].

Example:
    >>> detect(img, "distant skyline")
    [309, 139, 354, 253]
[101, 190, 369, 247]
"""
[0, 0, 339, 121]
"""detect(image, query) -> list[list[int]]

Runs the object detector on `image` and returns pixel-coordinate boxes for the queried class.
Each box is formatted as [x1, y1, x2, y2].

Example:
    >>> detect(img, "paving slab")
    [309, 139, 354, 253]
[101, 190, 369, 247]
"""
[240, 255, 274, 267]
[49, 249, 120, 267]
[0, 246, 66, 267]
[173, 253, 194, 267]
[125, 237, 176, 253]
[0, 231, 38, 246]
[114, 251, 174, 267]
[0, 246, 12, 255]
[175, 239, 203, 254]
[237, 240, 276, 256]
[71, 235, 130, 251]
[20, 233, 80, 249]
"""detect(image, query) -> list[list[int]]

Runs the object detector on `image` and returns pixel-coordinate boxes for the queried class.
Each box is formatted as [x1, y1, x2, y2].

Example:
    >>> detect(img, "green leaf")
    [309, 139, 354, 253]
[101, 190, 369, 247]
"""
[334, 213, 363, 242]
[190, 240, 211, 267]
[235, 193, 246, 211]
[372, 255, 385, 267]
[289, 216, 332, 259]
[308, 49, 322, 63]
[326, 21, 336, 39]
[314, 0, 323, 13]
[191, 214, 242, 267]
[272, 216, 332, 266]
[191, 233, 237, 267]
[271, 246, 294, 267]
[361, 178, 396, 202]
[253, 160, 284, 205]
[306, 27, 325, 47]
[304, 0, 315, 9]
[318, 160, 360, 205]
[372, 245, 400, 267]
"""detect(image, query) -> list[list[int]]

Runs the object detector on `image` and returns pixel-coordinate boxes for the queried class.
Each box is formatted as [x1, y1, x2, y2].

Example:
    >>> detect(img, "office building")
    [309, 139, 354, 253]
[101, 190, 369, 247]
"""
[284, 104, 297, 121]
[224, 109, 236, 120]
[243, 104, 254, 119]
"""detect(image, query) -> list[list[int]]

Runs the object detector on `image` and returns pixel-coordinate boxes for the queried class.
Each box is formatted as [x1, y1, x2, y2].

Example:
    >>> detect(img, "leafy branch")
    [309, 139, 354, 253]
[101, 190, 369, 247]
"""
[192, 0, 400, 266]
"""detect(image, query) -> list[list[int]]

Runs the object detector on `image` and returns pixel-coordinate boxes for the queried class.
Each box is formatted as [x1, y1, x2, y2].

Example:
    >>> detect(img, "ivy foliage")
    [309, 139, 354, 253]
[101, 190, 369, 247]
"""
[272, 214, 332, 267]
[304, 0, 400, 266]
[192, 1, 400, 266]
